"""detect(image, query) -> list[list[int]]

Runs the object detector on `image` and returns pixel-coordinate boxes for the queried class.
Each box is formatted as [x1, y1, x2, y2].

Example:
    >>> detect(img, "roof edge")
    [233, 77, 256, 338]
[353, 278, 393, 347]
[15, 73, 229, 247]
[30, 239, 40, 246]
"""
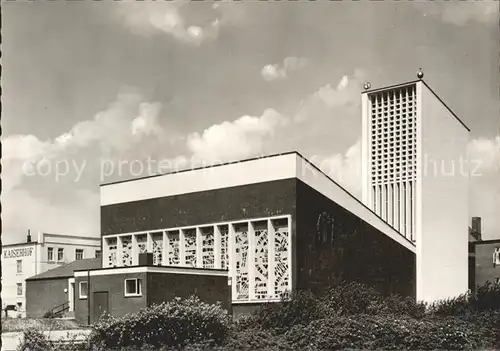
[100, 151, 300, 187]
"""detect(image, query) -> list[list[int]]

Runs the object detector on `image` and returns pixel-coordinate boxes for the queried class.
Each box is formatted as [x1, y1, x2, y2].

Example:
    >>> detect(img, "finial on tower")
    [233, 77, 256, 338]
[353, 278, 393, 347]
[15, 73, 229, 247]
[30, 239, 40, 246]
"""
[363, 81, 371, 91]
[417, 68, 424, 80]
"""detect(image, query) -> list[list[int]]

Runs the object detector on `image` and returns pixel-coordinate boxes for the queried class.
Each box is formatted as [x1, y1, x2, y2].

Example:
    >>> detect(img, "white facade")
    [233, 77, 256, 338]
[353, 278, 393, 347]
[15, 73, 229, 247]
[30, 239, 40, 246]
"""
[362, 80, 470, 303]
[1, 232, 100, 312]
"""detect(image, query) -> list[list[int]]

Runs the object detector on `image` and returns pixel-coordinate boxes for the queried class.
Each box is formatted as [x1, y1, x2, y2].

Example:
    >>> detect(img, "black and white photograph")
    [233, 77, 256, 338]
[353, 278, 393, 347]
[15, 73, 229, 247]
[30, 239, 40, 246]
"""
[1, 1, 499, 350]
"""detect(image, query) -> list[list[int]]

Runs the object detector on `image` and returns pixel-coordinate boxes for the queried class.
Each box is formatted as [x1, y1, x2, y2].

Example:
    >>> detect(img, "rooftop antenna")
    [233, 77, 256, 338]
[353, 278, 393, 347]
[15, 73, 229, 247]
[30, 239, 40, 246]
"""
[417, 68, 424, 80]
[27, 229, 32, 243]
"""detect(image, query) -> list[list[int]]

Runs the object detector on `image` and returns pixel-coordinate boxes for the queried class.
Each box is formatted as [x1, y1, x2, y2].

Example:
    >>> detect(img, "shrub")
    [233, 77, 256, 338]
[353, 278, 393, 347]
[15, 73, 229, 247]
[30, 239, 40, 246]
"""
[283, 314, 489, 350]
[427, 293, 472, 316]
[223, 327, 292, 351]
[87, 296, 230, 350]
[248, 290, 324, 332]
[320, 281, 385, 316]
[17, 328, 52, 351]
[473, 281, 500, 311]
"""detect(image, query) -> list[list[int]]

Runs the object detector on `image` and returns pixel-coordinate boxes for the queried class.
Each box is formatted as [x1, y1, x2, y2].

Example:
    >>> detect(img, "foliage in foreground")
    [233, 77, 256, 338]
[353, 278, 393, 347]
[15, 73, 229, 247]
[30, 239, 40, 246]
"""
[16, 281, 500, 350]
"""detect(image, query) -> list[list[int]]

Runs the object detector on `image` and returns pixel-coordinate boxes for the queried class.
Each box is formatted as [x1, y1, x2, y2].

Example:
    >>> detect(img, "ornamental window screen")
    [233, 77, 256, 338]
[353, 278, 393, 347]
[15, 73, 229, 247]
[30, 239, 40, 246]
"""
[219, 225, 229, 270]
[254, 221, 269, 300]
[152, 232, 163, 266]
[121, 236, 132, 266]
[201, 227, 215, 268]
[137, 234, 147, 254]
[234, 223, 250, 300]
[273, 218, 290, 298]
[167, 231, 180, 265]
[107, 238, 117, 267]
[184, 229, 197, 267]
[102, 215, 292, 302]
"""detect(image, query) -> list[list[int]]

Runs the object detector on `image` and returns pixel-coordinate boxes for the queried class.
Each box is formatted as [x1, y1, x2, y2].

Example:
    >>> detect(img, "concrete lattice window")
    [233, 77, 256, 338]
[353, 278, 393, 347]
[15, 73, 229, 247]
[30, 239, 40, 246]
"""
[254, 221, 269, 300]
[167, 231, 180, 265]
[79, 281, 88, 299]
[152, 232, 163, 266]
[184, 229, 197, 267]
[234, 223, 249, 300]
[16, 283, 22, 296]
[201, 227, 215, 269]
[219, 225, 229, 270]
[124, 278, 142, 297]
[273, 219, 290, 299]
[107, 238, 117, 267]
[121, 237, 132, 266]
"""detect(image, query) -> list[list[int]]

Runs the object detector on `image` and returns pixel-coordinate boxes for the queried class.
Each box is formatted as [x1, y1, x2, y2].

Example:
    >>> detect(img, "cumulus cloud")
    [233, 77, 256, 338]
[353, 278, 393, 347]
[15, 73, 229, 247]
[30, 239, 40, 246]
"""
[416, 2, 498, 26]
[114, 2, 220, 46]
[295, 69, 365, 122]
[186, 108, 289, 162]
[2, 91, 163, 192]
[314, 140, 362, 197]
[261, 56, 308, 81]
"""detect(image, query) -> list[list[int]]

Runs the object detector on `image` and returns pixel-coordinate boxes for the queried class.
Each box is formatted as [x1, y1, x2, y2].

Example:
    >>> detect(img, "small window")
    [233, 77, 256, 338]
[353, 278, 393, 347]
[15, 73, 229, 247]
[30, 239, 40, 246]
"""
[17, 283, 22, 296]
[124, 279, 142, 297]
[57, 248, 64, 262]
[47, 247, 54, 261]
[95, 250, 102, 259]
[75, 249, 84, 260]
[17, 302, 22, 311]
[79, 281, 88, 299]
[16, 260, 22, 273]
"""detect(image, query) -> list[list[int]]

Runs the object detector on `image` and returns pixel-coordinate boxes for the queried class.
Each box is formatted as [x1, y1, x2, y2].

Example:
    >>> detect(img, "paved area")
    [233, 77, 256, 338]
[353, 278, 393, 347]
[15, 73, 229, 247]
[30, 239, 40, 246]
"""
[2, 329, 91, 351]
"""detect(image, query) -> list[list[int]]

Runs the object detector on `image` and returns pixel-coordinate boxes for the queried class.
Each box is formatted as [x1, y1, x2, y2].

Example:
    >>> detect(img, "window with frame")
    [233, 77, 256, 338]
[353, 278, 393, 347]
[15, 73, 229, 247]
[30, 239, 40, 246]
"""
[57, 248, 64, 262]
[17, 283, 22, 296]
[16, 260, 22, 273]
[124, 278, 142, 297]
[75, 249, 84, 260]
[47, 247, 54, 261]
[95, 250, 102, 259]
[79, 281, 88, 299]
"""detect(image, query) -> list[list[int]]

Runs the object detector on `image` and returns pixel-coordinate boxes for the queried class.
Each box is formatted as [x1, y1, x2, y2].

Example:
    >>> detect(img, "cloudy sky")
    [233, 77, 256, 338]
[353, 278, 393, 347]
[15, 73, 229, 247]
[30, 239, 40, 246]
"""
[2, 1, 499, 243]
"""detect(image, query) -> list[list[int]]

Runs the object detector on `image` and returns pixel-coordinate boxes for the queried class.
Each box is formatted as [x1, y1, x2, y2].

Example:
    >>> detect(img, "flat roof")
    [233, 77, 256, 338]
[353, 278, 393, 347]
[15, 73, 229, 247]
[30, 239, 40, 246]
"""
[361, 79, 470, 132]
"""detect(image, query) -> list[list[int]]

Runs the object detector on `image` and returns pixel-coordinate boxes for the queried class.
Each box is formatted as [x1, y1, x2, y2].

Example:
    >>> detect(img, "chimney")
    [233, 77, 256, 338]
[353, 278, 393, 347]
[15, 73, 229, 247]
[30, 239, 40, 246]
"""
[138, 252, 153, 266]
[27, 229, 32, 243]
[472, 217, 482, 240]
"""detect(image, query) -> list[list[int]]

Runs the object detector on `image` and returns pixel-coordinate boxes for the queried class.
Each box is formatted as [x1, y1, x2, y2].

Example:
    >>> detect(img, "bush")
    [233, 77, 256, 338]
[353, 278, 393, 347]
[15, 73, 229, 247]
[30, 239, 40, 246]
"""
[17, 328, 52, 351]
[247, 290, 324, 332]
[282, 315, 489, 350]
[88, 296, 230, 350]
[473, 281, 500, 311]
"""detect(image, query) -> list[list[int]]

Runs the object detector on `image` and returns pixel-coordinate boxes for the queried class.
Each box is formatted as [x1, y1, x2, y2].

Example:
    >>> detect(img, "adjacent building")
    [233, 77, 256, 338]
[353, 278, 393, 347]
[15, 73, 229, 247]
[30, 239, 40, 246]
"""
[1, 231, 100, 314]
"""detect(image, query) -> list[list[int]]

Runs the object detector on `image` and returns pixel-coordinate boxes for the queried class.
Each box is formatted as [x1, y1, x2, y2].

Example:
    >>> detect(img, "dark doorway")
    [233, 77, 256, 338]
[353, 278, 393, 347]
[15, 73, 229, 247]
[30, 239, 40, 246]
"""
[92, 291, 109, 323]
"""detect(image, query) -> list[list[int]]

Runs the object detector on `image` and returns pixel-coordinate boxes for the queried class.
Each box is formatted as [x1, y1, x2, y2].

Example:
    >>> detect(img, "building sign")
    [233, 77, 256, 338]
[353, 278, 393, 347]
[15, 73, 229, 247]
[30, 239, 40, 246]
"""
[2, 247, 33, 259]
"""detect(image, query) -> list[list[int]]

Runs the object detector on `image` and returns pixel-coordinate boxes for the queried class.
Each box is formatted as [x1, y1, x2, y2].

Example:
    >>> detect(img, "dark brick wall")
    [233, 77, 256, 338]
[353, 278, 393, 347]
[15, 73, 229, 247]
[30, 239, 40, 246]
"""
[295, 180, 416, 298]
[26, 278, 68, 318]
[101, 179, 297, 235]
[74, 272, 148, 324]
[474, 242, 500, 288]
[147, 273, 231, 312]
